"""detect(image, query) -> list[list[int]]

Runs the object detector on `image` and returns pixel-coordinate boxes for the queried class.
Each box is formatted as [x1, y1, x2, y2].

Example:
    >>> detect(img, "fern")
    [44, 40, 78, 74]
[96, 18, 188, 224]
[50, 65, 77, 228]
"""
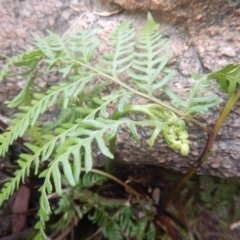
[0, 12, 225, 238]
[97, 20, 135, 77]
[164, 64, 240, 116]
[89, 207, 123, 240]
[199, 176, 240, 222]
[0, 50, 44, 82]
[208, 63, 240, 96]
[89, 204, 155, 240]
[128, 12, 174, 95]
[53, 193, 82, 229]
[0, 73, 96, 156]
[81, 171, 107, 187]
[163, 73, 223, 116]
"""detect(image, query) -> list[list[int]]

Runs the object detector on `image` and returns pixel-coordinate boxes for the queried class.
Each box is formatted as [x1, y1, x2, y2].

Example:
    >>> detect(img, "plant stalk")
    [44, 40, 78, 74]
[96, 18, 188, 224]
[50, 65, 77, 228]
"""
[82, 168, 145, 199]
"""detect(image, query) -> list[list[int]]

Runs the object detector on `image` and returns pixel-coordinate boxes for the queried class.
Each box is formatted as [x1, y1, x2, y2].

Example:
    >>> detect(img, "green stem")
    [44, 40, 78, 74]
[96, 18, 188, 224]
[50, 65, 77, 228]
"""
[79, 62, 183, 116]
[162, 87, 240, 208]
[82, 168, 145, 199]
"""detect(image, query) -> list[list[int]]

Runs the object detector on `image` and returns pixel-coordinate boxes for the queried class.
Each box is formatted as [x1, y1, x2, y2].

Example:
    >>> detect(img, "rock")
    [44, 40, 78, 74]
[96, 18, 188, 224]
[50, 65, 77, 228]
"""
[221, 46, 236, 57]
[16, 29, 26, 39]
[0, 0, 240, 178]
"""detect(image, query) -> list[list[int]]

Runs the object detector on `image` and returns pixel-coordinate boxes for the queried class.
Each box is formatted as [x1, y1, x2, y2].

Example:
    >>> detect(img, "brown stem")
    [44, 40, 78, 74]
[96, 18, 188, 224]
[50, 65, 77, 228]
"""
[161, 215, 178, 240]
[53, 222, 75, 240]
[0, 227, 34, 240]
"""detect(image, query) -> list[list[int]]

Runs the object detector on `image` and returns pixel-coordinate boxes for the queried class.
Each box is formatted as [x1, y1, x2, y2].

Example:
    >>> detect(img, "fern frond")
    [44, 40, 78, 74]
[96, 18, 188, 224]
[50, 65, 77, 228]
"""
[13, 49, 45, 69]
[0, 90, 118, 204]
[111, 104, 190, 155]
[32, 28, 99, 70]
[7, 76, 34, 108]
[81, 172, 107, 188]
[0, 119, 82, 207]
[164, 74, 223, 116]
[0, 151, 38, 205]
[53, 191, 86, 230]
[128, 12, 174, 95]
[89, 206, 124, 240]
[89, 204, 155, 240]
[67, 28, 100, 64]
[0, 50, 44, 82]
[43, 80, 110, 131]
[34, 114, 183, 234]
[208, 63, 240, 97]
[97, 20, 135, 77]
[32, 32, 58, 61]
[116, 89, 132, 112]
[0, 73, 96, 156]
[34, 120, 120, 233]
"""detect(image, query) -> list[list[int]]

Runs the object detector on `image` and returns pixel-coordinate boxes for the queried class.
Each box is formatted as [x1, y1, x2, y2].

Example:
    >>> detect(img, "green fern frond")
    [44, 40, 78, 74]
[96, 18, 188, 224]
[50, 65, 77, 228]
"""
[128, 12, 174, 95]
[13, 49, 45, 69]
[34, 114, 188, 235]
[0, 121, 80, 205]
[32, 28, 99, 72]
[33, 120, 120, 234]
[67, 28, 100, 63]
[89, 204, 155, 240]
[0, 50, 44, 82]
[81, 172, 107, 188]
[208, 63, 240, 97]
[0, 152, 36, 205]
[32, 32, 59, 61]
[0, 73, 96, 156]
[164, 73, 223, 116]
[97, 20, 135, 77]
[26, 124, 45, 146]
[7, 76, 34, 108]
[111, 104, 190, 155]
[89, 207, 123, 240]
[52, 190, 87, 231]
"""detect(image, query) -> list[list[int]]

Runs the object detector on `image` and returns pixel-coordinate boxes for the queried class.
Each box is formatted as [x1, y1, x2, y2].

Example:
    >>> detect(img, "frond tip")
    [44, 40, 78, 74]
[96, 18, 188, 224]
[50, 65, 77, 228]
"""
[128, 12, 173, 95]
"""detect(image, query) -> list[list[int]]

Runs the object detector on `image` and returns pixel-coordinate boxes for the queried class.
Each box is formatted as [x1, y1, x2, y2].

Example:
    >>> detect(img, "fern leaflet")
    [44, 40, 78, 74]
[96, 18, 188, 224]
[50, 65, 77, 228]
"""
[127, 12, 174, 95]
[208, 63, 240, 97]
[164, 73, 223, 116]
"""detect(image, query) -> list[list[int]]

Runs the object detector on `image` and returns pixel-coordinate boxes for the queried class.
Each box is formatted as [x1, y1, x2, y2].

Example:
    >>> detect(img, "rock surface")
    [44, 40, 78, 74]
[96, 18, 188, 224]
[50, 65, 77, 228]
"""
[0, 0, 240, 178]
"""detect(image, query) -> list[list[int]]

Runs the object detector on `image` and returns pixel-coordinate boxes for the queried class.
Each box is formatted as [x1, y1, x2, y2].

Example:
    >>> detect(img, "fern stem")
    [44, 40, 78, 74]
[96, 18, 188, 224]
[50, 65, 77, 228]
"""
[184, 115, 212, 135]
[162, 87, 240, 208]
[82, 168, 145, 199]
[106, 66, 211, 134]
[77, 62, 181, 114]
